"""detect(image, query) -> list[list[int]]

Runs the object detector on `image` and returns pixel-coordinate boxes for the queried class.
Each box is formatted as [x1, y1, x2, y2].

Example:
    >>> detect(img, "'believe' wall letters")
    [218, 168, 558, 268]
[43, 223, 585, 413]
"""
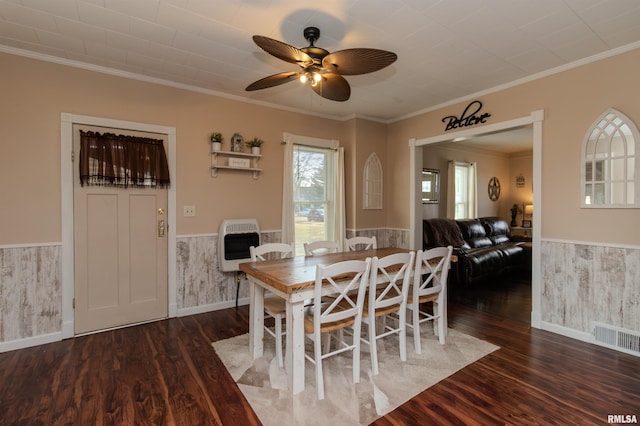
[442, 100, 491, 131]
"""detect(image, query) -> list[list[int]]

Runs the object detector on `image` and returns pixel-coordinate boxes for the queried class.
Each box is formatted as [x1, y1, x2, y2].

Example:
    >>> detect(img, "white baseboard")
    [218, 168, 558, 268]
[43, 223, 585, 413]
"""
[0, 332, 62, 353]
[530, 310, 542, 329]
[176, 298, 250, 317]
[169, 302, 178, 317]
[539, 320, 591, 343]
[61, 320, 74, 339]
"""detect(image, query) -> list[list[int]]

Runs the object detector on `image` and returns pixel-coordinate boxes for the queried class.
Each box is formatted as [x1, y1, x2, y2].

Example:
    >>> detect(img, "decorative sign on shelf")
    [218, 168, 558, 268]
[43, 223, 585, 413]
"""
[442, 100, 491, 132]
[228, 157, 250, 168]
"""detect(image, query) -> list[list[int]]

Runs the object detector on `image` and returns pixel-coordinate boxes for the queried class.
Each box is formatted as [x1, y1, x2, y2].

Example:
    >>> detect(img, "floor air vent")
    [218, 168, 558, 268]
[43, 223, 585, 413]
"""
[592, 322, 640, 357]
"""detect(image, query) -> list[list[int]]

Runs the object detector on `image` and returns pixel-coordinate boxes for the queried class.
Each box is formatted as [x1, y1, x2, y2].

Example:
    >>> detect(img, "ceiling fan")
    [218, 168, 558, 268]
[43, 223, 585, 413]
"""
[245, 27, 397, 102]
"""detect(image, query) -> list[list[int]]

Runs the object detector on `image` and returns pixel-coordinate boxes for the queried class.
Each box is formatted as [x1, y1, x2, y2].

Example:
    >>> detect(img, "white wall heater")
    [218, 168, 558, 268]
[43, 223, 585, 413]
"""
[218, 219, 260, 272]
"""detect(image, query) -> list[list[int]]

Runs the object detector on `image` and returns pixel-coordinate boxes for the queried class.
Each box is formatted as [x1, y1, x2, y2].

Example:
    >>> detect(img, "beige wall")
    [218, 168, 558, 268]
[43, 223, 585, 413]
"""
[1, 48, 638, 246]
[0, 53, 358, 244]
[388, 48, 640, 246]
[352, 118, 387, 230]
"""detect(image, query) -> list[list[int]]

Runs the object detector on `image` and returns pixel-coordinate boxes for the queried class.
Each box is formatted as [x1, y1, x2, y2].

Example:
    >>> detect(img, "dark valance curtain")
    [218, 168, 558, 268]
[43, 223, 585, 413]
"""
[79, 130, 170, 188]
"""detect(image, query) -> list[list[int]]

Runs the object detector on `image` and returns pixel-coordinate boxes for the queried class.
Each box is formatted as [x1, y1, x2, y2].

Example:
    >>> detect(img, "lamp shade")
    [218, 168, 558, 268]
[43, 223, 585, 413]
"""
[522, 204, 533, 227]
[523, 204, 533, 216]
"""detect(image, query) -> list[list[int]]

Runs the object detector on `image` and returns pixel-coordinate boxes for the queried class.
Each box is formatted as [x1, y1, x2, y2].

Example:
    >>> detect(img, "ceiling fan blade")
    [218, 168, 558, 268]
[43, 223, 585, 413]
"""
[252, 35, 314, 67]
[312, 73, 351, 102]
[322, 48, 397, 75]
[245, 71, 299, 91]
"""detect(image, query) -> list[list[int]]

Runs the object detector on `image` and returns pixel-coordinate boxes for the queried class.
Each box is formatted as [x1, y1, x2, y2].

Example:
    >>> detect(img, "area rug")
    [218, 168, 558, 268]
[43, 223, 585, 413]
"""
[212, 327, 498, 425]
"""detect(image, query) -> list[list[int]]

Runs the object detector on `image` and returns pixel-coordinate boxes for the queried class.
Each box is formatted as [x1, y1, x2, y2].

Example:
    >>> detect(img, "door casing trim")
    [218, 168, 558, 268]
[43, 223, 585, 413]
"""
[61, 113, 177, 338]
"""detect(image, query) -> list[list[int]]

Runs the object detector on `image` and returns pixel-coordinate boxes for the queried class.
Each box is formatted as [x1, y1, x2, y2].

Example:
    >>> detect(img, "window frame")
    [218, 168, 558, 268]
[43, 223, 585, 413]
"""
[281, 132, 344, 256]
[453, 162, 476, 219]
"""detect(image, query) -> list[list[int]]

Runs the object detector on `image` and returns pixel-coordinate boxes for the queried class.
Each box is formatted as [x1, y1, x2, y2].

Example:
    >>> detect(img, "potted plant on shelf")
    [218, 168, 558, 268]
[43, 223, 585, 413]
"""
[210, 132, 223, 151]
[246, 137, 264, 155]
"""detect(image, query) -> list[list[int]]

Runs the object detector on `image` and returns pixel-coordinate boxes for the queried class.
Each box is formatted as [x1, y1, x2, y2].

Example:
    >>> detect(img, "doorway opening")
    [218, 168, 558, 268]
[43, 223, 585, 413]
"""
[409, 110, 543, 328]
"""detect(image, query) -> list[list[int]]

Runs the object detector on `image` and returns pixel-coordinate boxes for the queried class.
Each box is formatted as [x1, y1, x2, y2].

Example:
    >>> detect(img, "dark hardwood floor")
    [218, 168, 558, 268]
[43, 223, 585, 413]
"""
[448, 270, 533, 324]
[1, 274, 639, 425]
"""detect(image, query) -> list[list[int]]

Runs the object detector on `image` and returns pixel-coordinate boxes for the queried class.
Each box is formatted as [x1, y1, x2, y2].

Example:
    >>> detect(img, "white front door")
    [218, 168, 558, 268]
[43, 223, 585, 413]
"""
[73, 125, 168, 334]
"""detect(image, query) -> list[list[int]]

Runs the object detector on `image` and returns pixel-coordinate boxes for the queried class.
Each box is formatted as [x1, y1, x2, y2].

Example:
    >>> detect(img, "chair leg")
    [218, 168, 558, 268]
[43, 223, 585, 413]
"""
[436, 301, 446, 345]
[368, 318, 379, 375]
[323, 332, 331, 354]
[398, 310, 407, 362]
[315, 334, 325, 400]
[412, 305, 422, 354]
[274, 313, 284, 367]
[352, 326, 361, 384]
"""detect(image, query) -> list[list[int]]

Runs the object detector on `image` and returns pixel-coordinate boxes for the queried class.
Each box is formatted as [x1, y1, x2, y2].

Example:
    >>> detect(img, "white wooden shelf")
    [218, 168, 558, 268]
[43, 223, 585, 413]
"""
[211, 148, 262, 179]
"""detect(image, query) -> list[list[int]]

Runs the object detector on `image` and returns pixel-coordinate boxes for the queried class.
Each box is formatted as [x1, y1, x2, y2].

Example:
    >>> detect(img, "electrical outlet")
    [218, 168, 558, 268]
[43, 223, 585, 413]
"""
[183, 205, 196, 217]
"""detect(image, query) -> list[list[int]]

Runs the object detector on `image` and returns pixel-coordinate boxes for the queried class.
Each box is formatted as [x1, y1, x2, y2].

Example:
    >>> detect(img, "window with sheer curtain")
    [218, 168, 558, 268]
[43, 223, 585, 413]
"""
[446, 161, 477, 219]
[281, 133, 345, 255]
[79, 130, 170, 188]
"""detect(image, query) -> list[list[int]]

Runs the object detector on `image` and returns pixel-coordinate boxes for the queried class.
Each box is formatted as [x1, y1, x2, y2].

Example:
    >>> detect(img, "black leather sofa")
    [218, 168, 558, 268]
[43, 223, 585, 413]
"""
[423, 217, 530, 285]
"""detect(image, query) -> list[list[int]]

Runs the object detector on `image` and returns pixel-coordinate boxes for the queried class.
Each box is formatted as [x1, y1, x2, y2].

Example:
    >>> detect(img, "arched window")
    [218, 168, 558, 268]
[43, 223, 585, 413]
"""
[581, 109, 639, 208]
[363, 152, 383, 209]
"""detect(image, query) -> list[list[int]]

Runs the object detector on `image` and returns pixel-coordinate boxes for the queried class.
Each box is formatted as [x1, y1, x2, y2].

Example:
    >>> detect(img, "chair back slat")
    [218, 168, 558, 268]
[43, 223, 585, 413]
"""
[370, 252, 415, 312]
[344, 236, 377, 252]
[250, 243, 294, 261]
[413, 246, 453, 299]
[314, 259, 371, 327]
[304, 240, 340, 256]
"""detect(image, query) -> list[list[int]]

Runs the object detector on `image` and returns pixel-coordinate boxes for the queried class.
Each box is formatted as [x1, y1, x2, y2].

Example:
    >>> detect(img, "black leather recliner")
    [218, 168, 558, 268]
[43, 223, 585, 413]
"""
[423, 216, 529, 285]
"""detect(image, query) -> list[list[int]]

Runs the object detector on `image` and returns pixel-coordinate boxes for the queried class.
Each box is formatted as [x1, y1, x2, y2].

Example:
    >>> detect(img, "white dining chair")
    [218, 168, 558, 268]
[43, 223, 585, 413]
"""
[250, 242, 294, 368]
[304, 258, 372, 400]
[344, 235, 377, 251]
[361, 251, 415, 375]
[406, 246, 453, 353]
[303, 240, 340, 256]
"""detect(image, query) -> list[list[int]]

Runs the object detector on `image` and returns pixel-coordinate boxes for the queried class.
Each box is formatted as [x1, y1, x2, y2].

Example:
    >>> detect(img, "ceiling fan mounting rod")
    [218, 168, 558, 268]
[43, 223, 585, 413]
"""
[303, 26, 320, 46]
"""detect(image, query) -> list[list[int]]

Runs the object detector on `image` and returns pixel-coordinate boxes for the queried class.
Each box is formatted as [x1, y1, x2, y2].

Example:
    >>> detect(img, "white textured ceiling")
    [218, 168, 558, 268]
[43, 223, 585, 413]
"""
[1, 0, 640, 122]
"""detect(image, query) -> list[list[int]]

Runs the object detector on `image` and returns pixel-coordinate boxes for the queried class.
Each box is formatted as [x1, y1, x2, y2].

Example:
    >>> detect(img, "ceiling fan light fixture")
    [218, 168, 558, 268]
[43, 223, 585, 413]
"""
[299, 70, 322, 86]
[247, 26, 397, 102]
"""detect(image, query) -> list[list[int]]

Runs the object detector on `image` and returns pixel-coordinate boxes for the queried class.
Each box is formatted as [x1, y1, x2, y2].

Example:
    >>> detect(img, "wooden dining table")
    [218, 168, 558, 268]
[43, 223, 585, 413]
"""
[239, 247, 412, 395]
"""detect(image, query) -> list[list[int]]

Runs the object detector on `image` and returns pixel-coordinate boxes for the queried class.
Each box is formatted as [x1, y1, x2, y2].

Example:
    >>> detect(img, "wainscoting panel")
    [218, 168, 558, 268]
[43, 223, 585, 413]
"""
[345, 228, 409, 249]
[0, 229, 407, 348]
[176, 231, 281, 311]
[0, 245, 61, 342]
[541, 241, 640, 335]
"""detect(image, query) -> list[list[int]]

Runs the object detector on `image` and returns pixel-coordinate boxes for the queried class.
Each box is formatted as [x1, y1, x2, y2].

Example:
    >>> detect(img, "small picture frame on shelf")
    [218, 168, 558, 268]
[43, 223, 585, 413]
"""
[522, 219, 532, 228]
[231, 133, 244, 152]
